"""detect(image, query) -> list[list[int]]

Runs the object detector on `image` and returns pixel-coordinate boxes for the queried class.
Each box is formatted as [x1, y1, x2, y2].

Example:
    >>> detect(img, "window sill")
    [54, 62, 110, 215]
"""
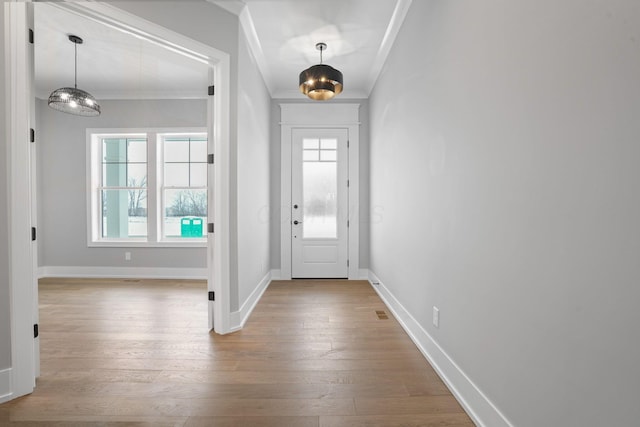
[88, 240, 207, 248]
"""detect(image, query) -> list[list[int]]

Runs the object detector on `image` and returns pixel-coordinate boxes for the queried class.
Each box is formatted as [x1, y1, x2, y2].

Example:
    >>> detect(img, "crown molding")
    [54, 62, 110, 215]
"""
[209, 0, 246, 16]
[238, 5, 275, 97]
[366, 0, 413, 95]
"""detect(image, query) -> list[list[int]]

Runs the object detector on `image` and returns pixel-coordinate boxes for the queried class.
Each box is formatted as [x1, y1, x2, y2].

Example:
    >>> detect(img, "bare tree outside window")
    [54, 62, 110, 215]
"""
[128, 176, 147, 216]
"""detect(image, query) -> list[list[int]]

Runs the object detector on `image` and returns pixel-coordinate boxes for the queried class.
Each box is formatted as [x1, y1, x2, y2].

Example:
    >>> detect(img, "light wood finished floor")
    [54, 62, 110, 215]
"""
[0, 278, 474, 426]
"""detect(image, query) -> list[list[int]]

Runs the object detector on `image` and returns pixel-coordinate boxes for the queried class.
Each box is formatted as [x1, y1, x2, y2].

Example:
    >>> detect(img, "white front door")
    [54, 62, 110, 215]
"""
[291, 128, 349, 278]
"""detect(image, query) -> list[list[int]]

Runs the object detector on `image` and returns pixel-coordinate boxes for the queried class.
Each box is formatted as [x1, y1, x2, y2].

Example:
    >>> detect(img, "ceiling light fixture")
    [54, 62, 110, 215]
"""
[48, 35, 101, 117]
[299, 42, 343, 101]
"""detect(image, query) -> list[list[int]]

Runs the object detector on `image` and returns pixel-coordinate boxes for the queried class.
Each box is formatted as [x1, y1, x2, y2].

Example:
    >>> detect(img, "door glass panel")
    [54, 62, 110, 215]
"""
[303, 161, 337, 239]
[320, 150, 337, 162]
[303, 138, 319, 149]
[303, 150, 319, 162]
[320, 138, 337, 149]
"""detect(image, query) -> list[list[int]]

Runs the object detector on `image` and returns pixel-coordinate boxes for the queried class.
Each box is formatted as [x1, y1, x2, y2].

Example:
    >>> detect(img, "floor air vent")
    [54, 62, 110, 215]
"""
[376, 310, 389, 320]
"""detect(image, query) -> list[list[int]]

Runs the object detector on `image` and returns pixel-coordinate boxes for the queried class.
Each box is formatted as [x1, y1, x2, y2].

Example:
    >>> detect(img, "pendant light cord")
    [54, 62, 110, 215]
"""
[319, 45, 323, 64]
[74, 41, 78, 89]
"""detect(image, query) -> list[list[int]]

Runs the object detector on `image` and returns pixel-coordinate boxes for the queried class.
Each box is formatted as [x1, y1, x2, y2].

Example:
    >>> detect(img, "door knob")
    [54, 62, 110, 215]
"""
[293, 220, 302, 225]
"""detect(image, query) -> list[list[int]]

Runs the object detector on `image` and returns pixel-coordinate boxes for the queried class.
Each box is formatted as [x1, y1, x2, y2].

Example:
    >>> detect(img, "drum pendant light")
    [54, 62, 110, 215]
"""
[48, 35, 101, 116]
[299, 42, 343, 101]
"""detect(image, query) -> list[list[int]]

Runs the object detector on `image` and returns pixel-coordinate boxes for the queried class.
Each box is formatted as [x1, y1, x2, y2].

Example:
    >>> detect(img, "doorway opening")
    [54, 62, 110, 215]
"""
[5, 1, 232, 402]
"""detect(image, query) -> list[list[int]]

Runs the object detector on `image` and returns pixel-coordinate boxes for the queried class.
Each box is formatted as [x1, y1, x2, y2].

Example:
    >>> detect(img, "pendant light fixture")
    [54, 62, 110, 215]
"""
[299, 42, 343, 101]
[48, 35, 101, 116]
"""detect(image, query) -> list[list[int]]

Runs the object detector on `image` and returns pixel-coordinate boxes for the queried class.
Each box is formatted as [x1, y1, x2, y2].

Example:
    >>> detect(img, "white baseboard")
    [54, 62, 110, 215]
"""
[229, 270, 272, 331]
[358, 268, 370, 280]
[367, 271, 513, 427]
[38, 266, 208, 280]
[0, 368, 12, 404]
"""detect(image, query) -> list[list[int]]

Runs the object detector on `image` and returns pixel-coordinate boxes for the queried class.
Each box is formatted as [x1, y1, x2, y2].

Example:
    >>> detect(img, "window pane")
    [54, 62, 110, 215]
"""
[190, 163, 207, 187]
[127, 164, 147, 187]
[103, 138, 127, 162]
[127, 138, 147, 162]
[320, 150, 337, 162]
[101, 189, 147, 238]
[102, 137, 147, 188]
[303, 150, 319, 162]
[320, 138, 337, 150]
[164, 139, 189, 162]
[302, 162, 337, 238]
[303, 138, 319, 149]
[164, 189, 207, 238]
[190, 138, 207, 162]
[164, 163, 189, 187]
[103, 163, 126, 187]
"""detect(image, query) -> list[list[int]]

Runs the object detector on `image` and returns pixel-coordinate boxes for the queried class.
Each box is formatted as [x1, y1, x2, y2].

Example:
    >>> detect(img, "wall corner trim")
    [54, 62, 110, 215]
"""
[0, 368, 12, 404]
[270, 269, 282, 280]
[367, 270, 514, 427]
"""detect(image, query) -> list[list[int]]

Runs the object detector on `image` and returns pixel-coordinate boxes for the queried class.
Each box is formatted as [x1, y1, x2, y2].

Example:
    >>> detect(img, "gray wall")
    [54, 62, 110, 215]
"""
[236, 25, 271, 310]
[109, 1, 272, 313]
[0, 0, 13, 371]
[37, 99, 207, 269]
[369, 1, 640, 426]
[269, 99, 370, 271]
[109, 1, 240, 281]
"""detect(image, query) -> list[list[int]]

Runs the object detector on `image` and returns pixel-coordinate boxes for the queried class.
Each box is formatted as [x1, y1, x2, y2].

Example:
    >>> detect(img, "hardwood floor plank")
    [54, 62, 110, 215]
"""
[33, 380, 410, 400]
[184, 416, 319, 427]
[0, 278, 473, 425]
[320, 413, 476, 427]
[109, 397, 355, 417]
[355, 396, 466, 416]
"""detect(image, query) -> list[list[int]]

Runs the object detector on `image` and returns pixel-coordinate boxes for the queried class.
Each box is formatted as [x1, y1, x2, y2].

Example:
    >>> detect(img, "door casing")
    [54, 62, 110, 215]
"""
[291, 128, 349, 278]
[279, 103, 361, 280]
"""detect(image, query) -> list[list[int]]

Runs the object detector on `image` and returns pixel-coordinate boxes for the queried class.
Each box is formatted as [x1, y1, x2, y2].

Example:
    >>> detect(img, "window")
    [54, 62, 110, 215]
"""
[88, 129, 208, 246]
[161, 135, 208, 239]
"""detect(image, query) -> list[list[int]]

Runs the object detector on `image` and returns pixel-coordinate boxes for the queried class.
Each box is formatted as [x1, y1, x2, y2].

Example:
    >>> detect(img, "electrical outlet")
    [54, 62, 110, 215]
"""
[125, 252, 131, 261]
[432, 306, 440, 328]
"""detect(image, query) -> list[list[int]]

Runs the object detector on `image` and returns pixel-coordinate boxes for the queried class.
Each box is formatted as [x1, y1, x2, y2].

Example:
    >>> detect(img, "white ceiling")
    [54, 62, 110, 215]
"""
[34, 0, 409, 101]
[34, 3, 210, 100]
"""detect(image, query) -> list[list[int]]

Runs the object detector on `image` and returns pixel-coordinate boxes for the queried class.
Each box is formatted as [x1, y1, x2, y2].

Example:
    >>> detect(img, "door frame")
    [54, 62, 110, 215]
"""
[4, 0, 233, 402]
[279, 103, 360, 280]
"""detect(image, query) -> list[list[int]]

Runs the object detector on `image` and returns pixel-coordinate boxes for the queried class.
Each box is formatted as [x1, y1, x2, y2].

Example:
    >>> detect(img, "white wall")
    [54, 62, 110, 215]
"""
[369, 1, 640, 426]
[235, 24, 271, 312]
[0, 0, 13, 371]
[269, 99, 370, 271]
[37, 99, 207, 272]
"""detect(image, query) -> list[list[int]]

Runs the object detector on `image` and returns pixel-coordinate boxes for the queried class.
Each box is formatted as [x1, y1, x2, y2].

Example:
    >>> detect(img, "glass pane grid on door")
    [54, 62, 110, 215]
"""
[301, 138, 338, 239]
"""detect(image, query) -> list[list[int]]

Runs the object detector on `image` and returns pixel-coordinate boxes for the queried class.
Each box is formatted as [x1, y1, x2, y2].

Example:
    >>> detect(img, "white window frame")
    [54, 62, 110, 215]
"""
[158, 132, 209, 243]
[87, 127, 208, 248]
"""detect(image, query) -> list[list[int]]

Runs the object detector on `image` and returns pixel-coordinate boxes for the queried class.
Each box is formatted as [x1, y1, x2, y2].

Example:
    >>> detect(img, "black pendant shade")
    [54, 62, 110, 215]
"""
[299, 43, 343, 101]
[48, 35, 101, 117]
